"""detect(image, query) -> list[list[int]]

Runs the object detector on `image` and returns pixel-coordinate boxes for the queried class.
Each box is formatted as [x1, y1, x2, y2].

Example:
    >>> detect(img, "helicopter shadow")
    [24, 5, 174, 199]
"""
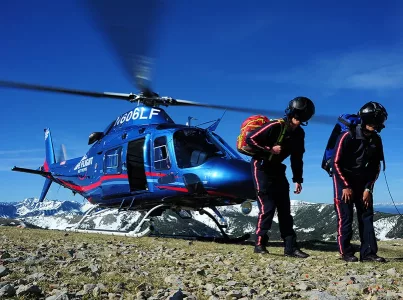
[158, 234, 341, 253]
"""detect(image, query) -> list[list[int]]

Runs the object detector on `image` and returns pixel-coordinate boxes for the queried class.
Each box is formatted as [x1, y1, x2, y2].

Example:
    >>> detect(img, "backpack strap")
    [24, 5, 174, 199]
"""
[380, 135, 386, 171]
[364, 133, 386, 172]
[338, 115, 359, 139]
[337, 116, 352, 127]
[268, 119, 288, 161]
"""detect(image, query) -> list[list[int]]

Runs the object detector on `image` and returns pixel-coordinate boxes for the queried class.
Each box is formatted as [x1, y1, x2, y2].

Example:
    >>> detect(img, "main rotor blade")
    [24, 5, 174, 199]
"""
[83, 0, 164, 94]
[172, 98, 336, 125]
[0, 80, 134, 101]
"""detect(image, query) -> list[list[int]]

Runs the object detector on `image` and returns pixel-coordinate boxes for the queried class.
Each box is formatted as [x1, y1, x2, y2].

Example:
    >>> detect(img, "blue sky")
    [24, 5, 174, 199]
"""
[1, 0, 402, 204]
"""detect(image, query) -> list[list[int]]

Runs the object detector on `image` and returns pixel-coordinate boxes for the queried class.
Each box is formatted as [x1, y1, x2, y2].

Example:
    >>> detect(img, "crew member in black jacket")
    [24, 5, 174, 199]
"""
[331, 101, 387, 263]
[246, 97, 315, 257]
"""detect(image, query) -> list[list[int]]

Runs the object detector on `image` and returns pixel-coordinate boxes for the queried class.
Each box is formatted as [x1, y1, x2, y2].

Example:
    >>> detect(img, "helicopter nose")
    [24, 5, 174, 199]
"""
[206, 159, 256, 200]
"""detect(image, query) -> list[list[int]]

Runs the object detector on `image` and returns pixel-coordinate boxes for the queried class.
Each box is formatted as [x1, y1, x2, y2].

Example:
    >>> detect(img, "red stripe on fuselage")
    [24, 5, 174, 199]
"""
[55, 171, 168, 194]
[206, 190, 237, 198]
[58, 174, 128, 193]
[146, 172, 166, 177]
[155, 185, 189, 192]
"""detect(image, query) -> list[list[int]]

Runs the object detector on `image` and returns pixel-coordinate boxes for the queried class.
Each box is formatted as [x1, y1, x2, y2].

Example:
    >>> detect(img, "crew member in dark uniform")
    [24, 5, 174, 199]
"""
[331, 101, 387, 263]
[246, 97, 315, 257]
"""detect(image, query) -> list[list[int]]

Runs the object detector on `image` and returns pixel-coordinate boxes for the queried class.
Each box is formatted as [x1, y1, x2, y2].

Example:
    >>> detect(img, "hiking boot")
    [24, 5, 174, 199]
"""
[284, 249, 309, 258]
[341, 254, 358, 262]
[360, 254, 386, 263]
[254, 234, 269, 254]
[254, 245, 269, 254]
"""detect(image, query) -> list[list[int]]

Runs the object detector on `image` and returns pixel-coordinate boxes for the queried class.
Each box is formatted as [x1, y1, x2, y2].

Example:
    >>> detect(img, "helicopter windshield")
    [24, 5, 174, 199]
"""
[173, 128, 225, 168]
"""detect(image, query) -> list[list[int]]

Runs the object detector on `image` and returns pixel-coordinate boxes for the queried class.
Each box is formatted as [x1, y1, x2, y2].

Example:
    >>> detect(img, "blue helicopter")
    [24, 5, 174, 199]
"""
[0, 0, 333, 241]
[1, 81, 263, 240]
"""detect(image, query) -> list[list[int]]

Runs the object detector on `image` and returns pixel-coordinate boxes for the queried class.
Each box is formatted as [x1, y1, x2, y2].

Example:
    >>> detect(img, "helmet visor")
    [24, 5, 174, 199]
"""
[363, 114, 386, 131]
[293, 111, 313, 122]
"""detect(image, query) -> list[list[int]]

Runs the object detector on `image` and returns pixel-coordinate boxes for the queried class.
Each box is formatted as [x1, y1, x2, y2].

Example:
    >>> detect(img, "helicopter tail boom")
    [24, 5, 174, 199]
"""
[11, 166, 51, 176]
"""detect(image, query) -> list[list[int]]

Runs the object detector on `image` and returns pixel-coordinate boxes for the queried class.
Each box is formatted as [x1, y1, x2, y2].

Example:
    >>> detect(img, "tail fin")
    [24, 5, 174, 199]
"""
[11, 128, 56, 202]
[44, 128, 56, 170]
[40, 128, 56, 202]
[39, 179, 52, 202]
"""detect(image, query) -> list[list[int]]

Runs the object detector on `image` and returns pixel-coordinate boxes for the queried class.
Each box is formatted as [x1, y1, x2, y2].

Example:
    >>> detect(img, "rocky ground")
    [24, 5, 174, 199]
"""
[0, 227, 403, 299]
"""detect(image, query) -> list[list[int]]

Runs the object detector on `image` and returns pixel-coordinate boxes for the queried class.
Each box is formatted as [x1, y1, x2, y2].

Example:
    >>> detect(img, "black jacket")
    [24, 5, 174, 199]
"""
[245, 118, 305, 183]
[331, 124, 384, 190]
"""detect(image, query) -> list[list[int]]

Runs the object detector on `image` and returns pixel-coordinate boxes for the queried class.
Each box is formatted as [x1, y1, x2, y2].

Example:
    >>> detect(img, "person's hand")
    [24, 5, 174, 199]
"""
[294, 183, 302, 194]
[341, 188, 353, 203]
[363, 189, 373, 209]
[270, 145, 281, 155]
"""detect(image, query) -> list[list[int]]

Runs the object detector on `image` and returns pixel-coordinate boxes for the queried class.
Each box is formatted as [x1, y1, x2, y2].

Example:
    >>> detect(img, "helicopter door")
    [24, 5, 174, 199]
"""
[152, 135, 176, 185]
[101, 146, 130, 200]
[126, 138, 148, 192]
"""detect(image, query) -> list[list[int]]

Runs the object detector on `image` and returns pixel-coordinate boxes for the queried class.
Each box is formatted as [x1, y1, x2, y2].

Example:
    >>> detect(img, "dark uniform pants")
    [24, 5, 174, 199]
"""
[333, 176, 378, 258]
[251, 158, 297, 252]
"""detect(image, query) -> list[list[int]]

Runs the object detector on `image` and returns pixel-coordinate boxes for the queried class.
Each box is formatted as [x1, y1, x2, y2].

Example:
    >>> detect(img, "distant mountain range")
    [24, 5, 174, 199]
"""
[1, 198, 402, 241]
[373, 203, 403, 215]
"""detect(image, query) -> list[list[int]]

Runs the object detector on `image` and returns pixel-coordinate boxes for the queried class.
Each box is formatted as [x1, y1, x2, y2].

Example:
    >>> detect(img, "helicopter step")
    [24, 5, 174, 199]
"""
[118, 198, 136, 212]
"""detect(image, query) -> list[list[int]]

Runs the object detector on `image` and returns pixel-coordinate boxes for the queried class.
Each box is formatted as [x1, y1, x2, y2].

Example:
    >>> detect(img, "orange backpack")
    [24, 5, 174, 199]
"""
[236, 115, 287, 157]
[236, 115, 270, 156]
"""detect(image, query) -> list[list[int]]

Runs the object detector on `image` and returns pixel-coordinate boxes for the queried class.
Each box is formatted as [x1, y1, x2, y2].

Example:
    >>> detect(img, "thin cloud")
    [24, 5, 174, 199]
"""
[0, 157, 44, 171]
[232, 46, 403, 91]
[0, 149, 43, 155]
[215, 19, 271, 44]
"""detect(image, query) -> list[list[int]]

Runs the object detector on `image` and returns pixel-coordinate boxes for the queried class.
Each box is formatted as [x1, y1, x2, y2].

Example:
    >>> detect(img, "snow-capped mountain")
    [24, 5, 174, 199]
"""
[0, 198, 87, 218]
[1, 198, 402, 241]
[374, 203, 403, 215]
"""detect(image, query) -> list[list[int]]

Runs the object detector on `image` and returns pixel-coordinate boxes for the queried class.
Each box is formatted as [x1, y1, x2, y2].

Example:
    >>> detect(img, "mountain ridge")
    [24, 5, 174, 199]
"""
[1, 197, 402, 242]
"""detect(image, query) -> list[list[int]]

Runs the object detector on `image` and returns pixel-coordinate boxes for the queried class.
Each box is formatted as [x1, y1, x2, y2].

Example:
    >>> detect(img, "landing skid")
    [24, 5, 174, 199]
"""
[64, 204, 250, 243]
[198, 207, 250, 242]
[65, 204, 168, 237]
[154, 206, 250, 243]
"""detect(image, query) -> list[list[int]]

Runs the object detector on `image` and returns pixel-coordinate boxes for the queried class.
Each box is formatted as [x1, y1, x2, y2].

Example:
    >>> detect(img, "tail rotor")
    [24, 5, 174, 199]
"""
[57, 144, 68, 163]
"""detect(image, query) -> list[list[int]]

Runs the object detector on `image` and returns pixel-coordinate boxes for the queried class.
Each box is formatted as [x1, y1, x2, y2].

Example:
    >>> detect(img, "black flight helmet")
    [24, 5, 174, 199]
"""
[285, 96, 315, 125]
[358, 101, 388, 132]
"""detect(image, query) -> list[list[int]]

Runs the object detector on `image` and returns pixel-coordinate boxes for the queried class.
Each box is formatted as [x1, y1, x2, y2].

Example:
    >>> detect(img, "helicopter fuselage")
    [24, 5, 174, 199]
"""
[42, 106, 257, 210]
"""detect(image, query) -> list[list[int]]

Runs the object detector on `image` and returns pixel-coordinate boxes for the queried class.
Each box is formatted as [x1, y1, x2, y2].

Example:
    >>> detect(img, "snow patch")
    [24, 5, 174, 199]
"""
[317, 204, 327, 213]
[298, 227, 315, 233]
[374, 216, 400, 240]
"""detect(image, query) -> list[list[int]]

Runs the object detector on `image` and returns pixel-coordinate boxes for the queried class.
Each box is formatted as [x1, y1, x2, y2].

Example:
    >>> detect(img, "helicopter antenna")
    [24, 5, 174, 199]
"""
[195, 119, 218, 127]
[220, 109, 227, 119]
[186, 116, 197, 126]
[206, 109, 227, 131]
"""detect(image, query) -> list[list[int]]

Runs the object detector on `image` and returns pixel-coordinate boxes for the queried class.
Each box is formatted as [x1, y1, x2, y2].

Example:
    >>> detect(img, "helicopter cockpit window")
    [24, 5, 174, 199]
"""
[173, 129, 225, 168]
[104, 147, 122, 175]
[102, 120, 116, 137]
[153, 136, 171, 170]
